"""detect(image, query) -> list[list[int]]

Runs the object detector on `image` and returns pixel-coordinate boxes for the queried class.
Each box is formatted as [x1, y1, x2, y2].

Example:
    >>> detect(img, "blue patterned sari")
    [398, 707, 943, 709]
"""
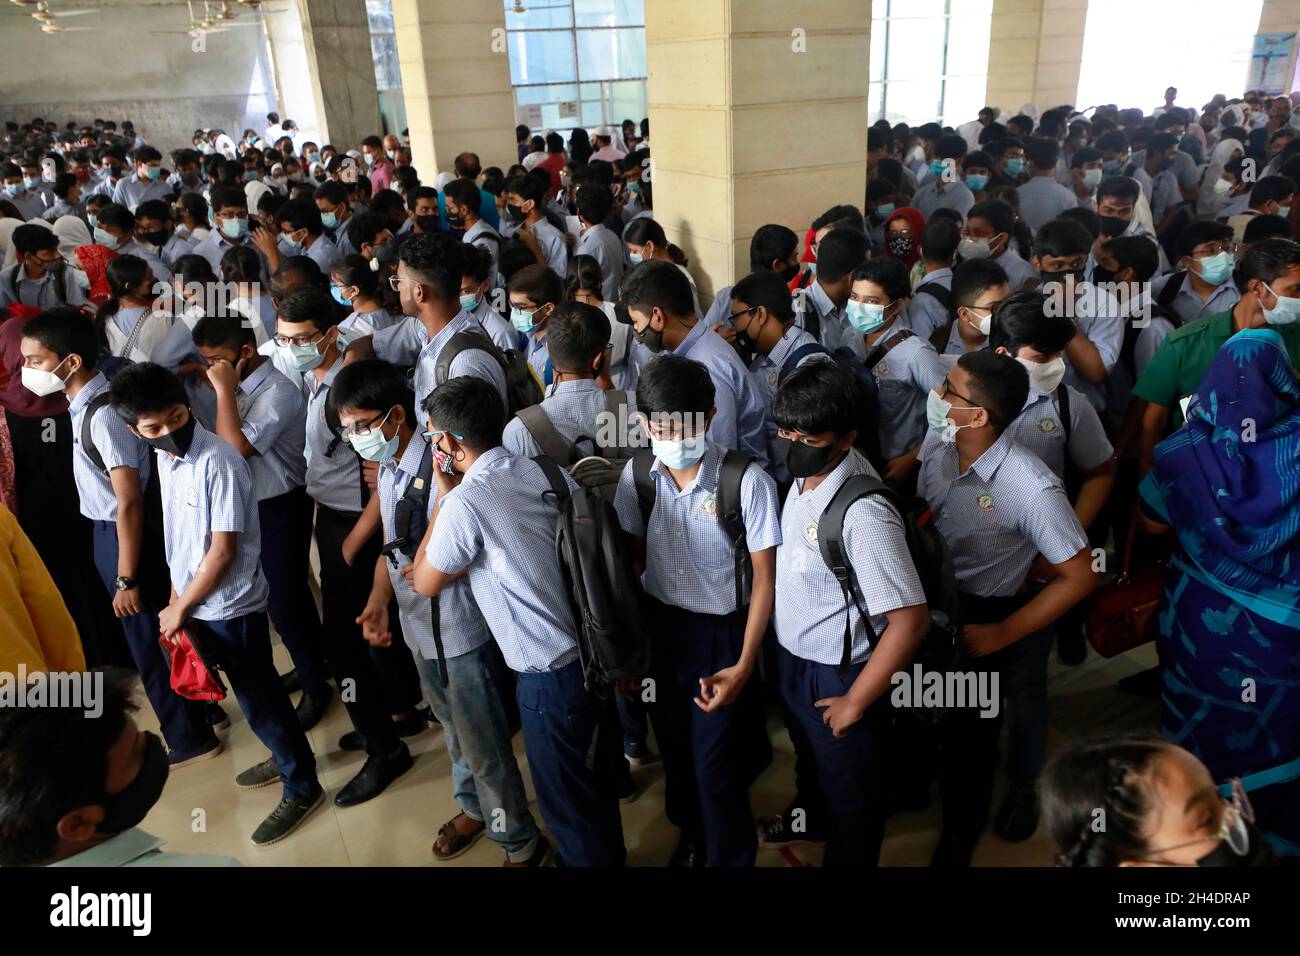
[1139, 328, 1300, 854]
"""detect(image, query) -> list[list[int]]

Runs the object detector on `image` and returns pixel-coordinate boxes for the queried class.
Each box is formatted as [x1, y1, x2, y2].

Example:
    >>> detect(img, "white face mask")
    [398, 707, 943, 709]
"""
[1213, 177, 1233, 196]
[21, 356, 73, 397]
[963, 307, 992, 337]
[1016, 355, 1067, 394]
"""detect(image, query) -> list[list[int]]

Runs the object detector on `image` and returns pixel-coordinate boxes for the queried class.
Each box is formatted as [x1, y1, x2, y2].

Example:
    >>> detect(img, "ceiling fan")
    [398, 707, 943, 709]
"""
[25, 1, 96, 33]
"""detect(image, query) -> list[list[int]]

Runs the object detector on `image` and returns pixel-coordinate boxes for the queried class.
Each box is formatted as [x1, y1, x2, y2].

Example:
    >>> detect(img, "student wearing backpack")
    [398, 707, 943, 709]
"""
[1, 223, 87, 310]
[906, 218, 960, 340]
[918, 351, 1095, 864]
[460, 245, 518, 355]
[1147, 220, 1242, 325]
[611, 355, 780, 866]
[845, 258, 949, 490]
[769, 362, 930, 866]
[412, 376, 627, 867]
[18, 310, 218, 765]
[332, 360, 548, 866]
[619, 260, 770, 471]
[507, 264, 563, 392]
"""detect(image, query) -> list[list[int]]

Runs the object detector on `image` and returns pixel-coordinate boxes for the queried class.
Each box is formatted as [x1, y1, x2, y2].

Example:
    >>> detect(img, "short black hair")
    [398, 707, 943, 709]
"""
[547, 302, 611, 372]
[772, 361, 868, 438]
[966, 199, 1015, 237]
[1058, 206, 1101, 239]
[957, 350, 1028, 433]
[951, 257, 1010, 308]
[20, 307, 101, 366]
[850, 257, 911, 302]
[619, 259, 695, 320]
[748, 223, 799, 273]
[1024, 137, 1061, 171]
[109, 362, 189, 424]
[1249, 174, 1296, 208]
[421, 375, 504, 452]
[575, 184, 613, 226]
[134, 198, 172, 224]
[504, 172, 546, 207]
[277, 286, 340, 331]
[730, 270, 795, 323]
[12, 224, 58, 255]
[192, 311, 257, 352]
[1096, 175, 1140, 205]
[209, 184, 247, 213]
[508, 263, 564, 307]
[921, 216, 961, 263]
[329, 358, 415, 425]
[1033, 218, 1093, 259]
[988, 290, 1075, 356]
[812, 204, 866, 233]
[443, 178, 482, 216]
[934, 134, 968, 161]
[1238, 237, 1300, 289]
[347, 211, 390, 251]
[1102, 235, 1159, 282]
[96, 202, 134, 233]
[1175, 219, 1235, 259]
[277, 197, 323, 236]
[0, 667, 139, 866]
[815, 228, 870, 283]
[221, 244, 263, 284]
[635, 354, 716, 420]
[400, 232, 466, 303]
[1069, 146, 1102, 170]
[1243, 213, 1294, 245]
[313, 180, 350, 207]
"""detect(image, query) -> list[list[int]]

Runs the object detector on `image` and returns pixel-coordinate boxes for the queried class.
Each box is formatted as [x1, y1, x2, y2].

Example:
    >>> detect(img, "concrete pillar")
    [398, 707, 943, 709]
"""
[1256, 1, 1300, 93]
[644, 0, 870, 301]
[294, 0, 383, 151]
[984, 0, 1087, 118]
[391, 0, 517, 176]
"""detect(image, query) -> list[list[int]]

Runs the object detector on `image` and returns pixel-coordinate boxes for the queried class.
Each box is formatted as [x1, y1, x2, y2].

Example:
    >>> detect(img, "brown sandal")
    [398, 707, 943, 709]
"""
[432, 814, 486, 861]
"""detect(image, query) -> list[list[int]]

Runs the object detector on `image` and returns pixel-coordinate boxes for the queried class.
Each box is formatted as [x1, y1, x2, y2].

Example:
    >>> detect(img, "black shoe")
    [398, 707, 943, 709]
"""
[280, 668, 301, 694]
[617, 774, 638, 804]
[338, 730, 365, 752]
[1118, 665, 1163, 696]
[295, 685, 334, 731]
[393, 711, 426, 738]
[623, 738, 655, 766]
[207, 704, 231, 731]
[333, 743, 414, 808]
[668, 837, 705, 868]
[1057, 628, 1087, 666]
[993, 785, 1040, 843]
[250, 785, 325, 847]
[416, 702, 440, 727]
[930, 835, 974, 867]
[756, 813, 828, 848]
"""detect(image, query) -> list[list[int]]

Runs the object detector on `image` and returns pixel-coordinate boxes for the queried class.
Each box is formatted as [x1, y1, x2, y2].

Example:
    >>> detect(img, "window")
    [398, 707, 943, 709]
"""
[366, 0, 402, 92]
[869, 0, 993, 127]
[505, 0, 647, 133]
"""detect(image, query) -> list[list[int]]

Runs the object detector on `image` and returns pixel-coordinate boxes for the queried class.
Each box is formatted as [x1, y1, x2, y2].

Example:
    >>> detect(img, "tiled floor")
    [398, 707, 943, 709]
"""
[136, 639, 1161, 867]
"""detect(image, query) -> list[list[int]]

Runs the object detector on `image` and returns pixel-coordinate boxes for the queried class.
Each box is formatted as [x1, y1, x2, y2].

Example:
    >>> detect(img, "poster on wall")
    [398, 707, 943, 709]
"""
[1249, 32, 1296, 94]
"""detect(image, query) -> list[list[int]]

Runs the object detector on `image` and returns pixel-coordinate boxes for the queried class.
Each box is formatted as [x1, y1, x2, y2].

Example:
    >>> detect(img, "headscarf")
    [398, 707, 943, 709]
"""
[0, 219, 20, 269]
[882, 206, 926, 270]
[51, 215, 91, 258]
[1197, 138, 1244, 216]
[1141, 328, 1300, 627]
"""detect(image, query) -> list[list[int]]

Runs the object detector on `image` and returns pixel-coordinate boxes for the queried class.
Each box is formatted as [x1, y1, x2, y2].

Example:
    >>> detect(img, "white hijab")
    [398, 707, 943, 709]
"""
[52, 215, 92, 258]
[0, 219, 21, 269]
[1198, 138, 1244, 216]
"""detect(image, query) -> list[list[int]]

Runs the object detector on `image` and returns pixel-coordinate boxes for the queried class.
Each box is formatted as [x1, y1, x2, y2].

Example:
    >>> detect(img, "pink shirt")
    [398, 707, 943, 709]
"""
[368, 159, 395, 193]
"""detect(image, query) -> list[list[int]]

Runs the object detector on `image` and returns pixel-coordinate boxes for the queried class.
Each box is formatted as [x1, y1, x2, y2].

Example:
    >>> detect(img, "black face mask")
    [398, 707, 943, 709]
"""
[181, 173, 199, 187]
[506, 203, 526, 224]
[732, 329, 758, 366]
[777, 262, 801, 284]
[96, 731, 169, 835]
[775, 436, 838, 479]
[143, 229, 169, 246]
[633, 322, 664, 353]
[1099, 215, 1129, 238]
[1196, 817, 1277, 867]
[415, 215, 440, 234]
[143, 413, 197, 458]
[1091, 263, 1115, 284]
[446, 212, 464, 230]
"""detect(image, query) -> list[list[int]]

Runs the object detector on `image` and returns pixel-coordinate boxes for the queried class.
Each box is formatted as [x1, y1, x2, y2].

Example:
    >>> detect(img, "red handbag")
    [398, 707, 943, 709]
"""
[159, 626, 227, 701]
[1086, 512, 1169, 658]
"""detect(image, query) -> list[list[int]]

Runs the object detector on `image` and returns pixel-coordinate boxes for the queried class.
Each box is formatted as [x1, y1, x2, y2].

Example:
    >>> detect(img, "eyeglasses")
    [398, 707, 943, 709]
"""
[341, 409, 392, 443]
[939, 381, 978, 407]
[423, 429, 464, 443]
[1193, 242, 1238, 257]
[272, 331, 324, 348]
[1140, 779, 1254, 860]
[388, 274, 415, 292]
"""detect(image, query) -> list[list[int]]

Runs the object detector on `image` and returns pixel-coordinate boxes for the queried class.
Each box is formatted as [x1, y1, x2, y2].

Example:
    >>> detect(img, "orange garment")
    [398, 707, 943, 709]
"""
[0, 502, 84, 674]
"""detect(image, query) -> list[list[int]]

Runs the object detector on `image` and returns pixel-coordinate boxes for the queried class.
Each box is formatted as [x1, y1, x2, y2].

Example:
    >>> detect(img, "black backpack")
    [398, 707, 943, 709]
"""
[434, 327, 543, 417]
[534, 455, 650, 692]
[817, 473, 961, 723]
[775, 340, 888, 474]
[377, 442, 449, 686]
[515, 389, 635, 500]
[631, 448, 755, 612]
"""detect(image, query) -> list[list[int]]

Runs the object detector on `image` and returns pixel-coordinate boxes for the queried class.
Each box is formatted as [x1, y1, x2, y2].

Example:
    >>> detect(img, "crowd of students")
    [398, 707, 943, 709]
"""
[0, 90, 1296, 869]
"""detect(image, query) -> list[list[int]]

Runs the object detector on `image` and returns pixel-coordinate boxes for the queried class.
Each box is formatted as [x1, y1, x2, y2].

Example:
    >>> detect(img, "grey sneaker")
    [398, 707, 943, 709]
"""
[250, 786, 325, 847]
[235, 757, 281, 790]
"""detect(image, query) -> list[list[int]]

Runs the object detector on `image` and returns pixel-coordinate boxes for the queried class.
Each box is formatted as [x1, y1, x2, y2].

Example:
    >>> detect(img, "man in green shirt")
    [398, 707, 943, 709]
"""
[1134, 238, 1300, 473]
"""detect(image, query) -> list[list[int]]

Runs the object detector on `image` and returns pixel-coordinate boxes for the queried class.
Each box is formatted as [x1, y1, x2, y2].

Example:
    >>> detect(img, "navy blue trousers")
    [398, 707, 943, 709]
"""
[258, 487, 329, 698]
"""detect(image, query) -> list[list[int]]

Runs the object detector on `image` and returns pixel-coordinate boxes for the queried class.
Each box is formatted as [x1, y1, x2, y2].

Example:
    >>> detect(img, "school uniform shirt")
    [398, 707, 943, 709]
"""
[801, 278, 852, 352]
[1149, 169, 1182, 223]
[774, 448, 925, 665]
[330, 218, 358, 258]
[111, 175, 172, 211]
[191, 234, 270, 285]
[379, 431, 491, 661]
[1005, 383, 1113, 481]
[0, 263, 87, 310]
[575, 223, 625, 302]
[373, 312, 509, 412]
[613, 441, 781, 615]
[670, 319, 771, 471]
[5, 189, 47, 219]
[1058, 281, 1124, 411]
[1104, 298, 1176, 423]
[41, 199, 85, 224]
[1214, 193, 1252, 221]
[230, 294, 277, 344]
[917, 429, 1089, 598]
[525, 329, 553, 389]
[703, 284, 735, 329]
[156, 422, 269, 621]
[463, 219, 502, 289]
[337, 306, 398, 350]
[467, 296, 520, 354]
[994, 248, 1039, 292]
[69, 372, 151, 522]
[502, 378, 640, 460]
[1017, 176, 1081, 232]
[114, 239, 173, 282]
[145, 233, 195, 270]
[301, 359, 365, 514]
[1149, 271, 1241, 325]
[437, 187, 502, 232]
[235, 361, 308, 502]
[105, 305, 173, 364]
[842, 319, 949, 461]
[297, 234, 340, 276]
[912, 179, 975, 220]
[906, 266, 954, 338]
[424, 447, 581, 673]
[521, 218, 567, 278]
[747, 323, 831, 481]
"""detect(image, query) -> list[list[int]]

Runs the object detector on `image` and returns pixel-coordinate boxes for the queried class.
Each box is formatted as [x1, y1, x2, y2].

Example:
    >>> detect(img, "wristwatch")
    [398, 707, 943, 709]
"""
[115, 576, 138, 592]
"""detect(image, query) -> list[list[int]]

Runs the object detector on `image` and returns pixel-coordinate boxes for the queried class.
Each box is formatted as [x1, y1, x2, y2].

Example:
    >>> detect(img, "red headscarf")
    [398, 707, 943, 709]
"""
[75, 244, 117, 306]
[882, 207, 925, 269]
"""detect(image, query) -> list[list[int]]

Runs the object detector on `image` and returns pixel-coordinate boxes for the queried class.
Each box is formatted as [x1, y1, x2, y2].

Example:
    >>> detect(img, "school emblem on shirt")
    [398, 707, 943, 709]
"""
[701, 495, 718, 517]
[768, 370, 780, 387]
[186, 485, 199, 507]
[235, 394, 249, 417]
[976, 494, 994, 512]
[874, 362, 889, 381]
[1038, 417, 1059, 434]
[803, 522, 819, 547]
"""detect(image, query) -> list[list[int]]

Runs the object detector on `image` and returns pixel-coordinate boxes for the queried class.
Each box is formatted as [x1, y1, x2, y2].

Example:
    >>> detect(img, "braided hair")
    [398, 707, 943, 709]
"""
[1041, 735, 1169, 867]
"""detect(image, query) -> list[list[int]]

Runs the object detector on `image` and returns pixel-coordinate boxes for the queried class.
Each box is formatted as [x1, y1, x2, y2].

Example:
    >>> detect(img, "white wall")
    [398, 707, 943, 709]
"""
[0, 3, 276, 155]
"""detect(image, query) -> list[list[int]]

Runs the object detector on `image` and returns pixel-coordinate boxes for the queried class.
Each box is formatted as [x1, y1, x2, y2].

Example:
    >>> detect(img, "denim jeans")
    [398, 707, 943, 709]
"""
[413, 642, 540, 862]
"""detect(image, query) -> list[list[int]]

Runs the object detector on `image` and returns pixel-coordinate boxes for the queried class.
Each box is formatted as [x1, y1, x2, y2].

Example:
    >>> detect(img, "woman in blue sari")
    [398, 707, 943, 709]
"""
[1139, 327, 1300, 855]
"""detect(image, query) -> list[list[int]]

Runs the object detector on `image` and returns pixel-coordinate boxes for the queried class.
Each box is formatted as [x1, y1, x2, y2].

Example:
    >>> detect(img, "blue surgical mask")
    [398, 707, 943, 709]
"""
[875, 202, 896, 218]
[220, 217, 249, 240]
[965, 173, 989, 192]
[1082, 168, 1103, 189]
[1261, 281, 1300, 325]
[926, 390, 976, 443]
[1005, 158, 1025, 176]
[1196, 251, 1235, 286]
[93, 226, 122, 248]
[349, 413, 398, 462]
[846, 299, 890, 334]
[459, 292, 480, 312]
[331, 285, 351, 307]
[87, 213, 98, 228]
[511, 305, 545, 333]
[144, 166, 162, 181]
[652, 433, 708, 469]
[23, 177, 40, 191]
[321, 211, 338, 230]
[629, 251, 644, 265]
[282, 233, 303, 253]
[2, 183, 20, 197]
[244, 170, 259, 182]
[1102, 158, 1124, 174]
[278, 339, 326, 373]
[929, 159, 949, 179]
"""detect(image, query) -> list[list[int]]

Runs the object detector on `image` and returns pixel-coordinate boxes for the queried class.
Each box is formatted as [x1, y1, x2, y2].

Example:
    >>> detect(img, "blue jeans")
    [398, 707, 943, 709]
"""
[412, 642, 540, 862]
[515, 659, 626, 867]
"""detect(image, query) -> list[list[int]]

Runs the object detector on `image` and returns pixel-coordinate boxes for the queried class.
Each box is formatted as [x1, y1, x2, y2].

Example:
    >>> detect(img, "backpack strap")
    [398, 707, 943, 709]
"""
[631, 448, 656, 529]
[863, 328, 914, 372]
[533, 454, 573, 510]
[1055, 381, 1072, 446]
[517, 405, 576, 465]
[817, 473, 903, 667]
[777, 342, 831, 388]
[798, 293, 822, 343]
[434, 328, 506, 389]
[716, 451, 755, 612]
[80, 392, 114, 475]
[1155, 270, 1186, 310]
[119, 307, 154, 362]
[929, 321, 954, 353]
[914, 282, 952, 312]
